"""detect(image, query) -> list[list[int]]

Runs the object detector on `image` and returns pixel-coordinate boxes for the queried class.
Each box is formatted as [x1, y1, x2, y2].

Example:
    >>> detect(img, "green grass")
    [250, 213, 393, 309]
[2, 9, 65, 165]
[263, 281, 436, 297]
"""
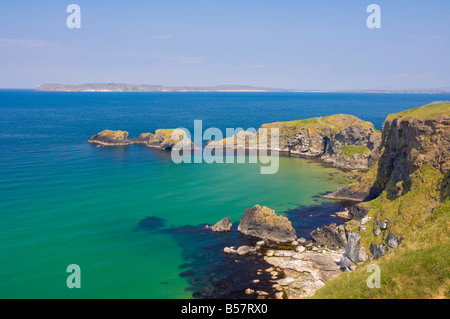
[314, 198, 450, 299]
[341, 145, 370, 157]
[386, 102, 450, 121]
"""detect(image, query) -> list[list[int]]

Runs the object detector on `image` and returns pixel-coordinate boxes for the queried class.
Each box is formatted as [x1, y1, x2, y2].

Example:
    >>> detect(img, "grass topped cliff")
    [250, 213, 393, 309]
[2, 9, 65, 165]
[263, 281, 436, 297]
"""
[386, 101, 450, 121]
[261, 114, 375, 138]
[314, 102, 450, 299]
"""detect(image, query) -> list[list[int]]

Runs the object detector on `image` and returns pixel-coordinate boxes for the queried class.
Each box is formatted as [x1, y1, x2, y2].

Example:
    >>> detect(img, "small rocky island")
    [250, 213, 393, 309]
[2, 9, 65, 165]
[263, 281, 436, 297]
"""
[88, 128, 195, 150]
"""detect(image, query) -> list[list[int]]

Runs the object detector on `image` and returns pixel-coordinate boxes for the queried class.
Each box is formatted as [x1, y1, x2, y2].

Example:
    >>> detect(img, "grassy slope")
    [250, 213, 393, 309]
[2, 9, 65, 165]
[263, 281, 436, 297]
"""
[314, 196, 449, 298]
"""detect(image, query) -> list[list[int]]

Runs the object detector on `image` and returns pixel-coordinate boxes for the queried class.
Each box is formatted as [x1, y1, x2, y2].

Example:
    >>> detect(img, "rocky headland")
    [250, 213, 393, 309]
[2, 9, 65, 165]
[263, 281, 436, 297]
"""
[206, 114, 381, 170]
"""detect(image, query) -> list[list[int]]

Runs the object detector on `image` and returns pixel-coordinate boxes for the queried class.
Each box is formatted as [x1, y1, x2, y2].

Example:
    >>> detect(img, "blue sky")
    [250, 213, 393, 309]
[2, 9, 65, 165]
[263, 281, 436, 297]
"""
[0, 0, 449, 90]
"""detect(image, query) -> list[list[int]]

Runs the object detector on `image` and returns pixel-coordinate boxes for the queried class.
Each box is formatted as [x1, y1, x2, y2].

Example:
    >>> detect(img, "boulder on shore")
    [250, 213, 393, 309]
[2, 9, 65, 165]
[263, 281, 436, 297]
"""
[237, 205, 297, 243]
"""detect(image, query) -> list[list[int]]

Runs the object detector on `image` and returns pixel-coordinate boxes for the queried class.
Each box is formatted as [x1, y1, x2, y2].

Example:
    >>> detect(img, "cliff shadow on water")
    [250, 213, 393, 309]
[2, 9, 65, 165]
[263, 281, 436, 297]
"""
[134, 200, 350, 299]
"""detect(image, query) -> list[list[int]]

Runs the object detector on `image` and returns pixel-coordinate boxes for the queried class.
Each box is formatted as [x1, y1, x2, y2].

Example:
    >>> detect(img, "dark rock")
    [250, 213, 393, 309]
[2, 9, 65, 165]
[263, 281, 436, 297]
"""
[237, 205, 297, 243]
[310, 223, 347, 249]
[339, 255, 355, 272]
[386, 232, 402, 249]
[212, 217, 232, 232]
[348, 204, 369, 221]
[345, 232, 361, 264]
[370, 243, 387, 260]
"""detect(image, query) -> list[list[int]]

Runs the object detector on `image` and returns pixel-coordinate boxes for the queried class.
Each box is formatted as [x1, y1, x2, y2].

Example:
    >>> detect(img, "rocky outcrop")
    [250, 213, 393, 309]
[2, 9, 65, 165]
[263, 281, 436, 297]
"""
[237, 205, 297, 243]
[211, 217, 232, 232]
[264, 249, 344, 298]
[207, 114, 381, 170]
[89, 129, 195, 150]
[345, 232, 361, 264]
[310, 223, 347, 249]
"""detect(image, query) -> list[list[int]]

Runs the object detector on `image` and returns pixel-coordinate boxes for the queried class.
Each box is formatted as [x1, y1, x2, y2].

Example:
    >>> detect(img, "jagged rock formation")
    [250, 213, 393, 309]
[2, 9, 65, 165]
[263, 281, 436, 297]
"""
[310, 223, 347, 249]
[211, 217, 232, 232]
[237, 205, 297, 243]
[207, 114, 382, 170]
[88, 129, 195, 150]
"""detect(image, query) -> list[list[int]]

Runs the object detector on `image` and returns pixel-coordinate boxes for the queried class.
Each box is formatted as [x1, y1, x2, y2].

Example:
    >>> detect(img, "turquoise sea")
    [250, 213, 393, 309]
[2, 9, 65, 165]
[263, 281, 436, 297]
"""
[1, 91, 449, 298]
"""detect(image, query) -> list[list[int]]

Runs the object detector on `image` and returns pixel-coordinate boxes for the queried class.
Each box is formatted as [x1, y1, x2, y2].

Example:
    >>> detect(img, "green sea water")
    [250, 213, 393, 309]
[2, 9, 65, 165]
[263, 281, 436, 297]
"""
[0, 145, 350, 298]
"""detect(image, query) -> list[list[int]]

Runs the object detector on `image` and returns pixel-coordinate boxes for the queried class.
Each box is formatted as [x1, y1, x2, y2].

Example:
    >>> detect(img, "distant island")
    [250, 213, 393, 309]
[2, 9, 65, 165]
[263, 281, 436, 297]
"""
[36, 83, 449, 94]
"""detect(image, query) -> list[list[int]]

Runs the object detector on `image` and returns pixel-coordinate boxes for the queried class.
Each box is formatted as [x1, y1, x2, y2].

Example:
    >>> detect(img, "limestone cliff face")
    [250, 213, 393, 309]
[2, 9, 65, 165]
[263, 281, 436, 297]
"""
[207, 114, 382, 170]
[89, 129, 195, 150]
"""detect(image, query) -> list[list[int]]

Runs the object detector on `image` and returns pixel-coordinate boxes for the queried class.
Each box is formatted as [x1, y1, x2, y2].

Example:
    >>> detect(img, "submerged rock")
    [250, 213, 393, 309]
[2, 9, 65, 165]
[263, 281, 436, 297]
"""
[237, 205, 297, 244]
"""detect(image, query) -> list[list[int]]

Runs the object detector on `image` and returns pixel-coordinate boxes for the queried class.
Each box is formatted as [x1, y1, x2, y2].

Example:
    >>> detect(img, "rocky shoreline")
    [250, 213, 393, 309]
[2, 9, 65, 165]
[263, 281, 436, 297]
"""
[203, 204, 353, 299]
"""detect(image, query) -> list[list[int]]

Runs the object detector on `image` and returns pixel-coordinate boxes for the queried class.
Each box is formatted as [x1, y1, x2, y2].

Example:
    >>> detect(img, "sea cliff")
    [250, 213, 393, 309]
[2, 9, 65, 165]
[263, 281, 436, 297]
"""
[312, 102, 450, 298]
[207, 114, 381, 170]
